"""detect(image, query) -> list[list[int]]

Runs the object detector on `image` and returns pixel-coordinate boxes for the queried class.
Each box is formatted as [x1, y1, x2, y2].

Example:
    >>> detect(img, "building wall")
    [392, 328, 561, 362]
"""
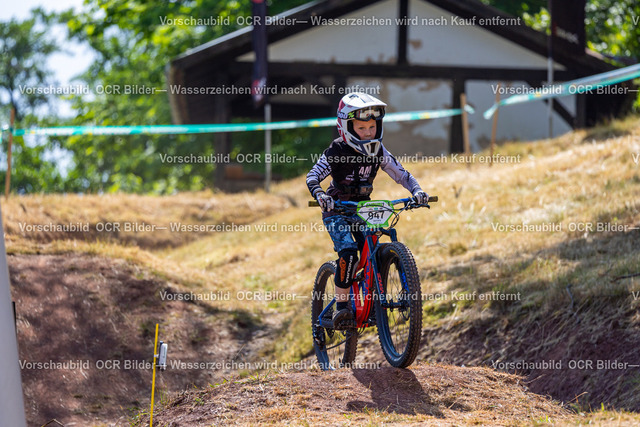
[239, 0, 576, 154]
[467, 80, 575, 151]
[408, 0, 574, 149]
[263, 0, 399, 64]
[347, 77, 452, 156]
[407, 0, 558, 68]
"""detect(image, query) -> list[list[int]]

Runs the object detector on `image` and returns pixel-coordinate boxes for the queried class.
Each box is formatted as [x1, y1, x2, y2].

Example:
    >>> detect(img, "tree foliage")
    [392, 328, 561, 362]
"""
[585, 0, 640, 61]
[59, 0, 310, 193]
[480, 0, 547, 20]
[3, 1, 639, 193]
[0, 8, 59, 121]
[0, 9, 66, 193]
[485, 0, 640, 109]
[483, 0, 640, 61]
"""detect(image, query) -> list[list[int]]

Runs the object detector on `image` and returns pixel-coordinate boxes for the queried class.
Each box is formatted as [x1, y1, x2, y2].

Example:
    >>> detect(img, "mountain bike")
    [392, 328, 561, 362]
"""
[309, 196, 437, 370]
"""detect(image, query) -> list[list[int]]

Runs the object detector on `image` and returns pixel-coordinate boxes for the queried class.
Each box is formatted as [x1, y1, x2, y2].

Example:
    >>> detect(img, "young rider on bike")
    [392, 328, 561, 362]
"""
[306, 92, 429, 328]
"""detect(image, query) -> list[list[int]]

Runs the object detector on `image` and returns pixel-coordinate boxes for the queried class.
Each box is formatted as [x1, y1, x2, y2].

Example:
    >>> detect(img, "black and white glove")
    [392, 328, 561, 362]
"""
[412, 190, 429, 205]
[316, 192, 334, 212]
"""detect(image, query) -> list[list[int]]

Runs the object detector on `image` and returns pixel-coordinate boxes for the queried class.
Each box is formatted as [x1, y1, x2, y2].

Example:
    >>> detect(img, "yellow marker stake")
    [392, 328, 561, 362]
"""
[150, 323, 159, 427]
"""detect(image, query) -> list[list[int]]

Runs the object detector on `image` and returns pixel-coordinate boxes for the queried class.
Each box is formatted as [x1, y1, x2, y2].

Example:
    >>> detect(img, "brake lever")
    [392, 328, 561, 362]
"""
[406, 200, 430, 210]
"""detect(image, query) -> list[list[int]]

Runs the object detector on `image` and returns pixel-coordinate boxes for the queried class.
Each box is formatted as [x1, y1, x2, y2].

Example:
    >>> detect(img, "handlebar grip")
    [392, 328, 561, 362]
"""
[428, 196, 438, 203]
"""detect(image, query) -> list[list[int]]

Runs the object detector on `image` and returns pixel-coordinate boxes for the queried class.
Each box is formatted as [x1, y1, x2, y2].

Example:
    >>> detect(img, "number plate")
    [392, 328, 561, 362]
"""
[356, 200, 394, 227]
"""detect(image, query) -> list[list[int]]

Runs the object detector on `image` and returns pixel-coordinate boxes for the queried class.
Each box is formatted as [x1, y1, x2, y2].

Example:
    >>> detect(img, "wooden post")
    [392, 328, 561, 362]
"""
[450, 79, 465, 153]
[5, 108, 15, 198]
[213, 73, 231, 192]
[264, 103, 272, 193]
[490, 84, 501, 167]
[460, 93, 470, 168]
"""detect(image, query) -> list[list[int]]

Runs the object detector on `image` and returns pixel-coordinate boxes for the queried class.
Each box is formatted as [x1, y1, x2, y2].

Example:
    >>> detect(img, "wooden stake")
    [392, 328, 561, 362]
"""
[490, 83, 501, 167]
[460, 93, 470, 168]
[5, 108, 14, 198]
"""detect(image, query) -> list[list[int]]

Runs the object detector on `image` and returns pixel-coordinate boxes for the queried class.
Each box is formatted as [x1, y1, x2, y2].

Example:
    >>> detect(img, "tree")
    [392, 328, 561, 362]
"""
[0, 9, 66, 193]
[483, 0, 640, 61]
[480, 0, 546, 19]
[53, 0, 640, 194]
[0, 8, 59, 121]
[60, 0, 310, 193]
[484, 0, 640, 109]
[585, 0, 640, 61]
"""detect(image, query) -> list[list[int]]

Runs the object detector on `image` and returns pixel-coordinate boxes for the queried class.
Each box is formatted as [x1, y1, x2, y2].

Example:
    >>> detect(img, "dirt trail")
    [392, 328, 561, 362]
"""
[8, 252, 573, 427]
[135, 363, 569, 426]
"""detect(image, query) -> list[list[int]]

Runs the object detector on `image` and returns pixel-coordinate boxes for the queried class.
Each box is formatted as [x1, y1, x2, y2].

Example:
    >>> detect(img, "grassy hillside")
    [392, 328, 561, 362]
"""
[157, 116, 640, 381]
[3, 115, 640, 424]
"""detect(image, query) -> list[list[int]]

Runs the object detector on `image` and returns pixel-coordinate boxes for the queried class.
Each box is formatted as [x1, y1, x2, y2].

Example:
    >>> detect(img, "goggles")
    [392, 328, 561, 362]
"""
[347, 106, 385, 121]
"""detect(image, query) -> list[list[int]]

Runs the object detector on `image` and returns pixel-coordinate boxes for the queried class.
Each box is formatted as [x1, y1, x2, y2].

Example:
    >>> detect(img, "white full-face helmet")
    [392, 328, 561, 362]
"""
[336, 92, 386, 157]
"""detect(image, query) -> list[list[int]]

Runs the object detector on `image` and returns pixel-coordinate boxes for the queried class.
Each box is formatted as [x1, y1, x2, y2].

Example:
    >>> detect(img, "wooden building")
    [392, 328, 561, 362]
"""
[168, 0, 631, 188]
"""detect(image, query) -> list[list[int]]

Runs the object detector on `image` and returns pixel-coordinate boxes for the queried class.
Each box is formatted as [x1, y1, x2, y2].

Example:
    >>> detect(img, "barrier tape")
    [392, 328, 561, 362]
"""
[483, 63, 640, 119]
[3, 106, 474, 137]
[3, 63, 638, 133]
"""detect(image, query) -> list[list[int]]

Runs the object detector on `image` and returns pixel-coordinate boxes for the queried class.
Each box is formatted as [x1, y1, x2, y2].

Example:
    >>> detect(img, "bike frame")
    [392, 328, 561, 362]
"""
[317, 198, 412, 330]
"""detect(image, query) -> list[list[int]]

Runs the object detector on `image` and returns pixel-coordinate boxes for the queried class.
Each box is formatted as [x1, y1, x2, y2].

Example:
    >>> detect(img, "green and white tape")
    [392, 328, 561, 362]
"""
[483, 63, 640, 119]
[4, 106, 474, 137]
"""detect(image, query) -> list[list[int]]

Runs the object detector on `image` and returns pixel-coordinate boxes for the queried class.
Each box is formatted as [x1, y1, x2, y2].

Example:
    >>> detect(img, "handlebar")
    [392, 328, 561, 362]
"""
[308, 196, 438, 208]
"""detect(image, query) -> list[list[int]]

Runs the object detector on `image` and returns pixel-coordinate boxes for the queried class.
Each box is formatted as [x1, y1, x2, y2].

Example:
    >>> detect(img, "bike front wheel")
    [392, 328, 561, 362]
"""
[375, 242, 423, 368]
[311, 261, 358, 370]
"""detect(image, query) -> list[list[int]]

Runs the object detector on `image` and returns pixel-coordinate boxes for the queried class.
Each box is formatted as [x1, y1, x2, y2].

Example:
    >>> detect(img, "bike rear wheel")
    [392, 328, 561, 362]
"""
[375, 242, 423, 368]
[311, 261, 358, 370]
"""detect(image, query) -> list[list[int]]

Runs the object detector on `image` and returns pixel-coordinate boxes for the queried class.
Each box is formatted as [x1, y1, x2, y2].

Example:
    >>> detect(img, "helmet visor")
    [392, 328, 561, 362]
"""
[350, 106, 385, 121]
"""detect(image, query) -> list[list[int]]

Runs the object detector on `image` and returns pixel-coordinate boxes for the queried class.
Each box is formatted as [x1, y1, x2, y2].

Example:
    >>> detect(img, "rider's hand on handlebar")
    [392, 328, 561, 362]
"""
[316, 192, 334, 212]
[412, 190, 429, 205]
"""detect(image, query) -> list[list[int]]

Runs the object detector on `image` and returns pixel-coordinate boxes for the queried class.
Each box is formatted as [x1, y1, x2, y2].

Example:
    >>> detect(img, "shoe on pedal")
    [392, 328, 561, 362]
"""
[332, 307, 353, 329]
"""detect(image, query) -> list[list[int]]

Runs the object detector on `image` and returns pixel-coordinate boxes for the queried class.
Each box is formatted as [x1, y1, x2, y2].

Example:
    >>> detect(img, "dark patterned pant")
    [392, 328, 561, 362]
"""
[323, 215, 365, 254]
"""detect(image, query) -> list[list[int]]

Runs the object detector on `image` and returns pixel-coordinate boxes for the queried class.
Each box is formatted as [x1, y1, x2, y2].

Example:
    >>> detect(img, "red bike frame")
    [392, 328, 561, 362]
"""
[351, 234, 379, 327]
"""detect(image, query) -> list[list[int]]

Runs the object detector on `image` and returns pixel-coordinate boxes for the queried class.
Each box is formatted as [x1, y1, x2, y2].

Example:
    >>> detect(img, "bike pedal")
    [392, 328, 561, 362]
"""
[312, 326, 324, 342]
[334, 319, 355, 330]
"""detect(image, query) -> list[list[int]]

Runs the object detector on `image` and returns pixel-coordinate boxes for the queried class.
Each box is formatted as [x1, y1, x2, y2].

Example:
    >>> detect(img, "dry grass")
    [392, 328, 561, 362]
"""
[558, 409, 640, 426]
[2, 115, 640, 423]
[155, 116, 640, 363]
[1, 190, 296, 313]
[2, 190, 293, 251]
[4, 116, 640, 331]
[133, 363, 574, 426]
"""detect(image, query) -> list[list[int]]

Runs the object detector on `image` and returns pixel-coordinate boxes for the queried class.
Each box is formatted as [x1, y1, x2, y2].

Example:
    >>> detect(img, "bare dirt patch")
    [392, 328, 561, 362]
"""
[10, 254, 272, 426]
[135, 363, 569, 426]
